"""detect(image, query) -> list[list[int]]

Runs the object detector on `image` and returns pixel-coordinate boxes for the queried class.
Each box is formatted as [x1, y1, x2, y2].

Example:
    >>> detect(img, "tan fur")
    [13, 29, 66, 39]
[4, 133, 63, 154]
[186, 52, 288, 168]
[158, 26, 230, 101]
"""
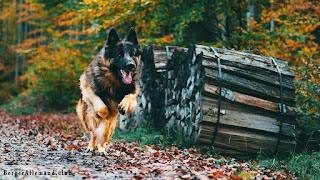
[76, 49, 139, 155]
[118, 83, 140, 115]
[77, 76, 137, 154]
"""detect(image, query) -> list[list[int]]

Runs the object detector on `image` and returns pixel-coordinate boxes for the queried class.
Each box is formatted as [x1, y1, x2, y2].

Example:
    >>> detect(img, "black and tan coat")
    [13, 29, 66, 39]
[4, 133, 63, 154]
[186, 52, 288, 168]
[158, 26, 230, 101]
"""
[76, 28, 141, 155]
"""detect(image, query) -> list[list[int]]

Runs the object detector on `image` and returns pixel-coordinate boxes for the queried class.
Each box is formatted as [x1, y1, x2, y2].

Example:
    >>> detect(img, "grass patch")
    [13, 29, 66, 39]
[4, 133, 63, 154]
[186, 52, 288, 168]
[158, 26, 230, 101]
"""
[112, 127, 182, 147]
[1, 91, 77, 115]
[256, 152, 320, 179]
[0, 93, 37, 115]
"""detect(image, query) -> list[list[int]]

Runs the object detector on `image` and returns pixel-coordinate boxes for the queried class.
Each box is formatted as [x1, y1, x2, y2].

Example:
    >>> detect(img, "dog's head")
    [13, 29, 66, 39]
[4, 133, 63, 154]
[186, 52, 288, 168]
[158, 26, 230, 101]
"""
[104, 27, 141, 84]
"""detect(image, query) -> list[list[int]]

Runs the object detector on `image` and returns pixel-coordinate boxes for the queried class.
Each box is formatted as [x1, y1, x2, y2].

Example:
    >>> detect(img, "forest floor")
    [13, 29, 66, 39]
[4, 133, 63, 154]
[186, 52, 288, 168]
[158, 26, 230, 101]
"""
[0, 110, 296, 179]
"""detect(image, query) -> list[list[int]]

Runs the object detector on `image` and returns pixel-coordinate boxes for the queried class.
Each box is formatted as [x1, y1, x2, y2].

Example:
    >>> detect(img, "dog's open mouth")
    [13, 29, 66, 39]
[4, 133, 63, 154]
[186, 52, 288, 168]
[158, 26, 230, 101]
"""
[120, 69, 132, 84]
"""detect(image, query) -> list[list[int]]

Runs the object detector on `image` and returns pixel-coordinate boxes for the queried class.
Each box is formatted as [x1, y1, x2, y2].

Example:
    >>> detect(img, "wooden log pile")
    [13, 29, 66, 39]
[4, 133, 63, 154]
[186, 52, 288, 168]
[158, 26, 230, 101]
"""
[195, 45, 296, 157]
[164, 46, 204, 145]
[118, 44, 297, 158]
[118, 46, 175, 129]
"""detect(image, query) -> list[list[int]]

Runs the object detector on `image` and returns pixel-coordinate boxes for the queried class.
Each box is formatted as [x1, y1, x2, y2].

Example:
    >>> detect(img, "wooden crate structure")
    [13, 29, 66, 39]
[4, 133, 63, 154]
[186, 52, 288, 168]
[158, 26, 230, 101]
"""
[119, 45, 296, 158]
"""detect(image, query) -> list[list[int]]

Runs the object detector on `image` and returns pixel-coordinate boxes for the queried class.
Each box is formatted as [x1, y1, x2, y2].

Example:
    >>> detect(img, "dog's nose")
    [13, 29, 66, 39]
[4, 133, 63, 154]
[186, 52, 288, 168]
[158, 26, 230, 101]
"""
[126, 61, 136, 70]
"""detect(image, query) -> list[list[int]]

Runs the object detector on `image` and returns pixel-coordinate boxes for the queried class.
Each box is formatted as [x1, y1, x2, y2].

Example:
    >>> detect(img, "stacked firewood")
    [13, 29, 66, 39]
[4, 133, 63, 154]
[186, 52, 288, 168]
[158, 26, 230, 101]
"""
[118, 44, 296, 158]
[164, 46, 204, 145]
[194, 45, 296, 157]
[118, 46, 175, 129]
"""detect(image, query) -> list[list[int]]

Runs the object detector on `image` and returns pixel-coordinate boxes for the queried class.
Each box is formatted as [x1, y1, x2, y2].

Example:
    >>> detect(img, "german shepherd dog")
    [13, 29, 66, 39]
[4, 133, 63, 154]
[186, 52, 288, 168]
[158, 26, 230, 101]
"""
[76, 28, 141, 155]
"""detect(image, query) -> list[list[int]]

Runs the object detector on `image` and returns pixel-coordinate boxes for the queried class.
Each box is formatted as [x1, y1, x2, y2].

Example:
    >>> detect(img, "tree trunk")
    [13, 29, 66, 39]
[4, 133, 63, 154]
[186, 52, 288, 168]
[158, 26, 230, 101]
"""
[21, 21, 28, 75]
[0, 0, 3, 57]
[246, 1, 254, 30]
[82, 20, 86, 49]
[270, 3, 274, 31]
[68, 1, 73, 40]
[14, 0, 22, 83]
[4, 0, 9, 56]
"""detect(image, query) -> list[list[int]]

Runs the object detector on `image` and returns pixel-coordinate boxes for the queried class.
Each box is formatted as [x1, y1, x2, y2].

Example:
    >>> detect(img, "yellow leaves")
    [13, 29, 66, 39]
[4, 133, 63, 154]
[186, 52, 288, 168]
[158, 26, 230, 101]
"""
[0, 63, 5, 71]
[287, 39, 301, 51]
[28, 28, 45, 36]
[83, 0, 97, 5]
[274, 17, 281, 22]
[159, 34, 175, 44]
[60, 30, 81, 37]
[238, 172, 255, 179]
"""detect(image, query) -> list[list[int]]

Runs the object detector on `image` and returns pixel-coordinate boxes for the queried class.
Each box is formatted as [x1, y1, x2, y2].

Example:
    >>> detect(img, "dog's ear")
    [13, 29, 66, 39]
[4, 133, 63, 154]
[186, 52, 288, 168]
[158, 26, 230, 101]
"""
[125, 27, 141, 51]
[105, 28, 121, 47]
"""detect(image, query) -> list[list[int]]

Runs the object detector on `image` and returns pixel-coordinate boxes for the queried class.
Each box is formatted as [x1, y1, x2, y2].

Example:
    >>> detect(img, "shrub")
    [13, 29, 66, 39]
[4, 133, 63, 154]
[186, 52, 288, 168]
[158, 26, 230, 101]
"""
[295, 65, 320, 151]
[26, 41, 89, 111]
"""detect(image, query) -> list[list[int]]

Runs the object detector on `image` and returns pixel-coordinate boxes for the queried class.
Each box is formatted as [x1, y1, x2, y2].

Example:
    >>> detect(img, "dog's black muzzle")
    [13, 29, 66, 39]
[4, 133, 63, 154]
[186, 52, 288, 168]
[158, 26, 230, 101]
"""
[125, 61, 136, 71]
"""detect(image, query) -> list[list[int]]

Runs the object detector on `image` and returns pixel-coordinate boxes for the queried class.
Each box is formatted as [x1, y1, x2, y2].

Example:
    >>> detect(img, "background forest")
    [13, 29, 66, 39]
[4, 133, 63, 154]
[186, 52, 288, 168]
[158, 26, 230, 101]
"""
[0, 0, 319, 151]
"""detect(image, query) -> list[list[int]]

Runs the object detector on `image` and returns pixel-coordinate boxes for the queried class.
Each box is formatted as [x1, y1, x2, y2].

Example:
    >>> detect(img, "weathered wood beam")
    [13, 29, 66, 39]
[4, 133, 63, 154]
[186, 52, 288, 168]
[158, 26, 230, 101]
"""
[204, 83, 296, 116]
[195, 44, 294, 76]
[202, 105, 295, 137]
[204, 68, 295, 105]
[197, 125, 296, 154]
[202, 59, 294, 90]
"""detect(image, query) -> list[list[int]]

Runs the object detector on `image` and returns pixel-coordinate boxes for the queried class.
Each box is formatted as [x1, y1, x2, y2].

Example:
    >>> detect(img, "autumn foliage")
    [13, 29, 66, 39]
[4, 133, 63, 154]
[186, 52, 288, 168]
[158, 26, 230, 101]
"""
[0, 0, 319, 147]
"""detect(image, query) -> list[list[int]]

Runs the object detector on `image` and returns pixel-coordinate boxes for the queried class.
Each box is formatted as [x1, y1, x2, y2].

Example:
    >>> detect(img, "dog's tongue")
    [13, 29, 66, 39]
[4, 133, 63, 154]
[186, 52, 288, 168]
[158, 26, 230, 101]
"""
[123, 70, 132, 84]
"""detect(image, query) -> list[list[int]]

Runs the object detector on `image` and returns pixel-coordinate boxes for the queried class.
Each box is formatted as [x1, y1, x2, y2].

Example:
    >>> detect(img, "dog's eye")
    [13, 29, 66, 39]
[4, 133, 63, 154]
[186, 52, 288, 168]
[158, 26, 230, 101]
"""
[117, 53, 122, 58]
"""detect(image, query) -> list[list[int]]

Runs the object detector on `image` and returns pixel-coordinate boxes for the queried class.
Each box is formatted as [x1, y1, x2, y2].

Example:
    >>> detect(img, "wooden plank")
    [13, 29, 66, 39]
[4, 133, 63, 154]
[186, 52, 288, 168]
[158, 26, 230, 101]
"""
[202, 95, 296, 125]
[197, 127, 296, 153]
[202, 104, 295, 137]
[204, 67, 295, 105]
[153, 45, 187, 52]
[155, 62, 166, 69]
[195, 44, 294, 76]
[202, 58, 294, 90]
[204, 83, 296, 116]
[197, 124, 296, 154]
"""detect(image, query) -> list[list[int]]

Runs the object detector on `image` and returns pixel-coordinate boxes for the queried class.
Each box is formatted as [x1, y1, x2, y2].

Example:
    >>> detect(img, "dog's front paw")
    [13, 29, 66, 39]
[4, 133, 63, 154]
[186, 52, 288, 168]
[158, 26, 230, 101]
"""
[86, 147, 96, 154]
[118, 94, 137, 115]
[97, 144, 107, 156]
[97, 106, 109, 118]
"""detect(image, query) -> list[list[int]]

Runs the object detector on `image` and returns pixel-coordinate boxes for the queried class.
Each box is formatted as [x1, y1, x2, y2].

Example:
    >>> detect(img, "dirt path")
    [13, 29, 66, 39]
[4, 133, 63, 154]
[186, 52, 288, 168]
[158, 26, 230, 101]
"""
[0, 110, 295, 179]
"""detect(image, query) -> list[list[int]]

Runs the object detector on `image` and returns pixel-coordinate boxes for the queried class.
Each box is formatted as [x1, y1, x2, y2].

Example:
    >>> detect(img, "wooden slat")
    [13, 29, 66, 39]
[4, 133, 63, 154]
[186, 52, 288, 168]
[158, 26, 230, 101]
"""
[202, 58, 294, 90]
[204, 83, 296, 116]
[204, 68, 295, 105]
[202, 95, 296, 124]
[195, 44, 294, 76]
[202, 107, 295, 137]
[197, 124, 296, 155]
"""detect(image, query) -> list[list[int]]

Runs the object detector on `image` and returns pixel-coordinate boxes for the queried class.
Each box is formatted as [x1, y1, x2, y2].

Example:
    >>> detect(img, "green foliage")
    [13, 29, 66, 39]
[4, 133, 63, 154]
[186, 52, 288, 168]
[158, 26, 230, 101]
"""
[0, 82, 20, 105]
[0, 93, 38, 114]
[295, 65, 320, 150]
[26, 40, 88, 110]
[257, 152, 320, 179]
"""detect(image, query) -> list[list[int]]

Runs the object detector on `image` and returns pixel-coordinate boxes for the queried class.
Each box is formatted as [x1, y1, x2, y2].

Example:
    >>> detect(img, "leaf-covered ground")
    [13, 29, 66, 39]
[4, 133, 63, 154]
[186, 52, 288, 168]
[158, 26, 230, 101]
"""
[0, 110, 297, 179]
